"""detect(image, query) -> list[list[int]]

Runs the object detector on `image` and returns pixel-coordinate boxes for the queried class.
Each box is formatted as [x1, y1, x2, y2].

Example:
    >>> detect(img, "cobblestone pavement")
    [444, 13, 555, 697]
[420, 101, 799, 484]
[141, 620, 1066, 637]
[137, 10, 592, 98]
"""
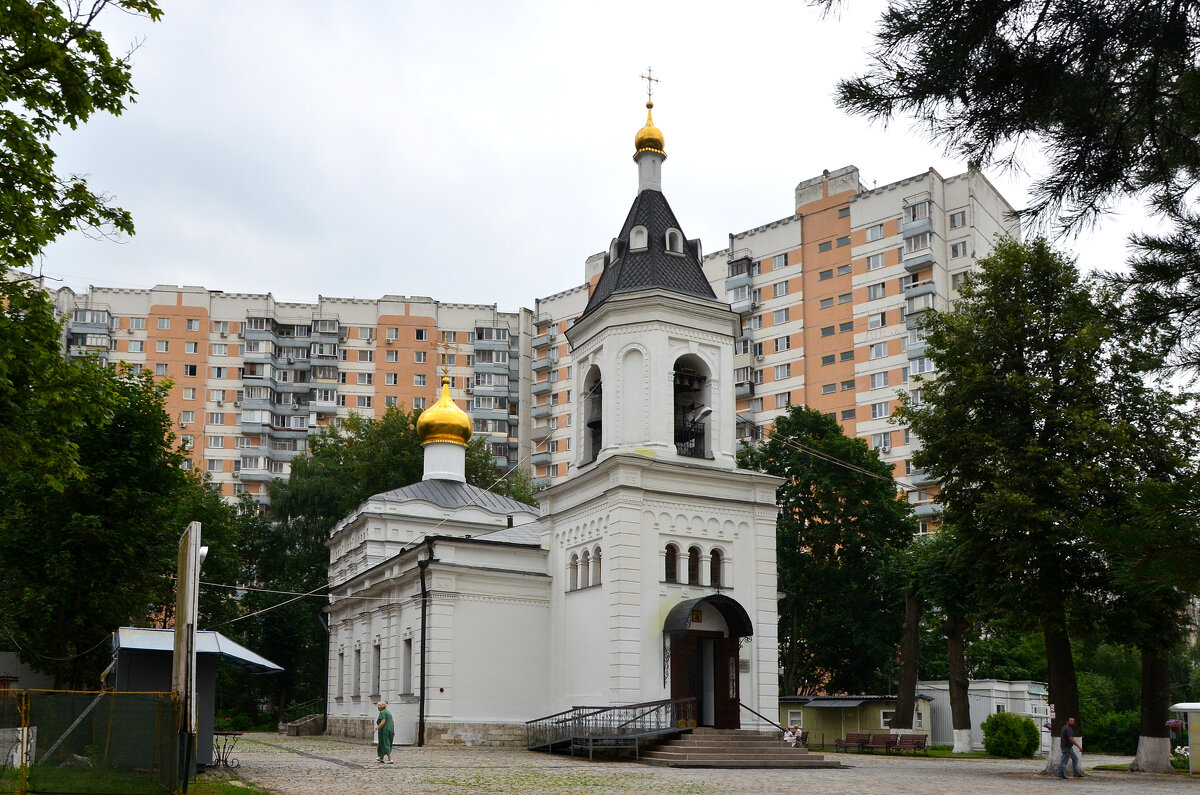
[217, 733, 1198, 795]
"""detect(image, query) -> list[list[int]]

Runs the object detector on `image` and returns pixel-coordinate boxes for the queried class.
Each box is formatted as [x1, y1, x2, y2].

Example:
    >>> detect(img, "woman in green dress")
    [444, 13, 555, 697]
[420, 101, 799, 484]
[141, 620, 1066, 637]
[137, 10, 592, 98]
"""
[375, 701, 394, 764]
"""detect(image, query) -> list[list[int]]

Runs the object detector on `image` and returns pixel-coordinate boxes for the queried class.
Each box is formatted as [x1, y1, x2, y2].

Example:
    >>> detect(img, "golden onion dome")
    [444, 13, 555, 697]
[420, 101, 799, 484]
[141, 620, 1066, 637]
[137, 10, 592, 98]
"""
[634, 100, 666, 156]
[416, 376, 472, 447]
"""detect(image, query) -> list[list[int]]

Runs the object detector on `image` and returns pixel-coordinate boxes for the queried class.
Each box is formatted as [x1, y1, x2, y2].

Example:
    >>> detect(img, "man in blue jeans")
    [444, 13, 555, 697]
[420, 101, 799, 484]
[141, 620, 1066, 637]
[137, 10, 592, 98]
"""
[1057, 717, 1083, 779]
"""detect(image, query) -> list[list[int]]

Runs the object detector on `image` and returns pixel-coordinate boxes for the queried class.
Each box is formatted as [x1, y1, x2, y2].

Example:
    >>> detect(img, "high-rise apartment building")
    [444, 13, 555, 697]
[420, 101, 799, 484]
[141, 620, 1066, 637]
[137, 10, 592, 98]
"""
[52, 285, 529, 505]
[51, 165, 1015, 519]
[529, 165, 1017, 531]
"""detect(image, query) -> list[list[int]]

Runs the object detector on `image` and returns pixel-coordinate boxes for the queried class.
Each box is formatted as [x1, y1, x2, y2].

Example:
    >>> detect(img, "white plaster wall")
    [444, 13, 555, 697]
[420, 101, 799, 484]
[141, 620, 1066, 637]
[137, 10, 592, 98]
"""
[449, 596, 551, 721]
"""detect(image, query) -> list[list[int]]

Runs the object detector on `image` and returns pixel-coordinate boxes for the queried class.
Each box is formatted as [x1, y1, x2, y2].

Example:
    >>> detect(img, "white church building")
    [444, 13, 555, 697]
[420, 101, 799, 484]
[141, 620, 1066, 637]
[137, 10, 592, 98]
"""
[325, 99, 784, 745]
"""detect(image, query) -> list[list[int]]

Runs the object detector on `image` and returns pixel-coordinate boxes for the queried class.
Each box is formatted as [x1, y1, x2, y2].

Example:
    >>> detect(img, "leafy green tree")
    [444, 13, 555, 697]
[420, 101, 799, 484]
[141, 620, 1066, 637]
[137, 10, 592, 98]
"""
[0, 364, 185, 687]
[814, 0, 1200, 369]
[893, 237, 1192, 758]
[738, 405, 915, 695]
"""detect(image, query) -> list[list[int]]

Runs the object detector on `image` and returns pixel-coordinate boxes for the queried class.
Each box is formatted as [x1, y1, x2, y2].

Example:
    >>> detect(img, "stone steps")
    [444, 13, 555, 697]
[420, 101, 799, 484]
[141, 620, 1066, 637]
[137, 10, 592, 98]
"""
[638, 727, 841, 769]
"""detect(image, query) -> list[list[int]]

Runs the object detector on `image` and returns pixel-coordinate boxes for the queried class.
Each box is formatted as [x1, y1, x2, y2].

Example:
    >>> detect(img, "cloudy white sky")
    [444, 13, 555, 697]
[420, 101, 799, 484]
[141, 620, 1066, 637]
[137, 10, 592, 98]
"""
[40, 0, 1150, 310]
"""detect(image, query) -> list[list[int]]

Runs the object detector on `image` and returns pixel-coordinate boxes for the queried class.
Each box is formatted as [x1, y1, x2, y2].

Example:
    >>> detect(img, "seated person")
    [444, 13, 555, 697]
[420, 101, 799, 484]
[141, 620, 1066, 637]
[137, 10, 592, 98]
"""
[784, 726, 801, 747]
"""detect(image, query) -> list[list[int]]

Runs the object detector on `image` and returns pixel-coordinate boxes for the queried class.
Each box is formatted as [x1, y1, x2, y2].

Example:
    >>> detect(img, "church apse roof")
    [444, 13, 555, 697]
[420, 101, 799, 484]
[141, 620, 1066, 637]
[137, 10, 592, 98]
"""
[581, 188, 718, 318]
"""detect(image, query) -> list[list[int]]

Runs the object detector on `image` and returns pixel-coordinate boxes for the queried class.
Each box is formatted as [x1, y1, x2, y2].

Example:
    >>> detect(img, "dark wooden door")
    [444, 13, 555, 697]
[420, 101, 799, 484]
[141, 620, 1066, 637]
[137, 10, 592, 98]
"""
[670, 635, 699, 727]
[713, 637, 740, 729]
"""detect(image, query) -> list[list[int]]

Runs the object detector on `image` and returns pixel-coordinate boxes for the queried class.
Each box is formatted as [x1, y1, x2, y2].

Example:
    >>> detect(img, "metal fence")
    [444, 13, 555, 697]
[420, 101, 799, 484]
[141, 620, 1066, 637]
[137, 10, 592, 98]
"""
[0, 690, 179, 794]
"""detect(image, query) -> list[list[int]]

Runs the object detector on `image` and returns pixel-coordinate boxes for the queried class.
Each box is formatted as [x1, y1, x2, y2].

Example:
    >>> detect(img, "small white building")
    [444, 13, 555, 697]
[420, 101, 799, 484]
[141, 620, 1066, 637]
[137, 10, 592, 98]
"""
[917, 679, 1051, 753]
[325, 100, 783, 745]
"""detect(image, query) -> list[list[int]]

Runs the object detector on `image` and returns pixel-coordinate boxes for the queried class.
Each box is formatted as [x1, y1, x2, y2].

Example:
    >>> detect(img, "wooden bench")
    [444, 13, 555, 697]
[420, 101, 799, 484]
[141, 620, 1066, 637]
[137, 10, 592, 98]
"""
[834, 732, 871, 751]
[892, 733, 928, 755]
[863, 732, 896, 752]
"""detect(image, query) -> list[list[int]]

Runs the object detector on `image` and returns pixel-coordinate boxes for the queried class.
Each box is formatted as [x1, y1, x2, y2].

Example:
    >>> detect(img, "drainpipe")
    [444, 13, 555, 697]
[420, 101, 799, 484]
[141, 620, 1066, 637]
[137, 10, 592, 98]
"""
[417, 537, 436, 746]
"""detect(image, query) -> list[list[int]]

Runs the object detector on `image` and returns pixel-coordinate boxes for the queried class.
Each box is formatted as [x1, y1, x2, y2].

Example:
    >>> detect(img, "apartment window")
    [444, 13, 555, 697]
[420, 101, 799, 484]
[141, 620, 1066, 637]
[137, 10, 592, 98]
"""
[775, 364, 791, 380]
[415, 329, 428, 341]
[868, 312, 887, 330]
[818, 268, 833, 281]
[414, 374, 427, 387]
[439, 353, 455, 367]
[182, 388, 196, 400]
[870, 342, 888, 360]
[204, 459, 221, 473]
[821, 325, 835, 337]
[440, 331, 456, 343]
[840, 351, 854, 362]
[728, 284, 750, 303]
[180, 411, 195, 424]
[157, 318, 170, 330]
[356, 396, 372, 408]
[821, 354, 835, 366]
[752, 370, 764, 385]
[905, 201, 930, 223]
[211, 343, 227, 356]
[184, 365, 197, 377]
[208, 412, 225, 425]
[838, 206, 850, 218]
[359, 350, 374, 362]
[773, 253, 788, 269]
[949, 210, 967, 229]
[951, 241, 968, 258]
[866, 223, 884, 242]
[821, 383, 836, 395]
[870, 372, 890, 389]
[385, 327, 399, 341]
[871, 401, 890, 419]
[841, 409, 856, 420]
[776, 392, 791, 409]
[186, 319, 200, 331]
[867, 283, 885, 300]
[905, 232, 931, 252]
[384, 396, 397, 408]
[818, 241, 833, 253]
[746, 315, 762, 331]
[180, 435, 194, 451]
[819, 297, 834, 309]
[951, 272, 965, 289]
[873, 432, 892, 451]
[901, 365, 910, 384]
[130, 317, 146, 330]
[773, 308, 790, 324]
[357, 373, 373, 385]
[838, 292, 852, 304]
[156, 340, 169, 353]
[773, 281, 789, 298]
[384, 373, 397, 386]
[211, 367, 227, 378]
[912, 357, 935, 374]
[839, 321, 854, 333]
[749, 397, 764, 412]
[841, 379, 856, 391]
[413, 397, 426, 410]
[184, 341, 197, 354]
[207, 436, 225, 449]
[774, 336, 791, 353]
[866, 252, 885, 271]
[155, 364, 168, 376]
[129, 340, 144, 353]
[385, 349, 398, 362]
[836, 235, 851, 247]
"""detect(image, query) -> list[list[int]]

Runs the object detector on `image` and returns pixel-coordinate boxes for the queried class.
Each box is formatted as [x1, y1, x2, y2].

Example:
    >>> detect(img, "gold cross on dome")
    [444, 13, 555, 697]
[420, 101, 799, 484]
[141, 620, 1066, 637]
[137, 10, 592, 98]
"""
[429, 337, 461, 377]
[640, 67, 659, 101]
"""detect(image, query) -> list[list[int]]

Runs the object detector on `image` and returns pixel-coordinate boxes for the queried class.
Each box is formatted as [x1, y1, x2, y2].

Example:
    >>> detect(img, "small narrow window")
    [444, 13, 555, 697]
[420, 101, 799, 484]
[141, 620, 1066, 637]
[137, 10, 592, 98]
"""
[666, 228, 683, 253]
[710, 549, 723, 587]
[569, 554, 579, 591]
[592, 546, 602, 585]
[630, 226, 648, 250]
[580, 550, 591, 588]
[687, 546, 701, 584]
[664, 544, 678, 583]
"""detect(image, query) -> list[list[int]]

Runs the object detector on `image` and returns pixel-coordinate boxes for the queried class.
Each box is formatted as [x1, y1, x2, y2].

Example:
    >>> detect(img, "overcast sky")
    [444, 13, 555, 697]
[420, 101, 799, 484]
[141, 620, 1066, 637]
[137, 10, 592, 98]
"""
[39, 1, 1151, 311]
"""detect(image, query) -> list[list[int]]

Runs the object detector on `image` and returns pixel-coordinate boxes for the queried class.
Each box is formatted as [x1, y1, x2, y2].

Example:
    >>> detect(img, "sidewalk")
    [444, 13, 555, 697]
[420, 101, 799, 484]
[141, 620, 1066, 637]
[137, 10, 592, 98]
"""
[223, 733, 1196, 794]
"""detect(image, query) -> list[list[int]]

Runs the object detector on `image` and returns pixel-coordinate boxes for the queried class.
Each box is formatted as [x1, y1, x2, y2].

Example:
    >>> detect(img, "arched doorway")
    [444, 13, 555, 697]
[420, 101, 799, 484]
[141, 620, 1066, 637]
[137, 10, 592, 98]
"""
[664, 594, 752, 729]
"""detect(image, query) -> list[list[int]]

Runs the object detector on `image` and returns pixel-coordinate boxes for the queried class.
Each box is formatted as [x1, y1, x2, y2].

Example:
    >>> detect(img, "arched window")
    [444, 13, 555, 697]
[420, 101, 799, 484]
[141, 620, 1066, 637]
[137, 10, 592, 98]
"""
[666, 228, 683, 253]
[664, 544, 678, 583]
[710, 549, 723, 587]
[584, 366, 603, 463]
[592, 546, 602, 585]
[568, 553, 579, 591]
[687, 546, 701, 584]
[673, 353, 712, 459]
[630, 226, 648, 250]
[608, 238, 619, 263]
[580, 550, 590, 588]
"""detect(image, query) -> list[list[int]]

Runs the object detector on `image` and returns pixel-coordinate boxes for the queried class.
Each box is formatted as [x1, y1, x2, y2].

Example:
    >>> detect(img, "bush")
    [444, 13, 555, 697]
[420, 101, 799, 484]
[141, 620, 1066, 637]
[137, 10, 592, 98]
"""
[1085, 710, 1139, 754]
[982, 712, 1040, 758]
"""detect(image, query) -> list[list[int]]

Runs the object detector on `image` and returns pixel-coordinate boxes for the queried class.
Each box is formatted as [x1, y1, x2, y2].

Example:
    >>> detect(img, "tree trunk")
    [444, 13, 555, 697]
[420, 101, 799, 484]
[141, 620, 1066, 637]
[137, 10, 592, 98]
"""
[891, 588, 921, 732]
[945, 612, 973, 753]
[1130, 650, 1172, 773]
[1043, 613, 1081, 774]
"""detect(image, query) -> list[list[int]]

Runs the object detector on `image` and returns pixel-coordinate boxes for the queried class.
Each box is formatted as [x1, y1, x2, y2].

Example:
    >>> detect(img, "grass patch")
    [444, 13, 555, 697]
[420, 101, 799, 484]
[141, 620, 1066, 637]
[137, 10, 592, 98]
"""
[190, 775, 273, 794]
[1093, 763, 1193, 775]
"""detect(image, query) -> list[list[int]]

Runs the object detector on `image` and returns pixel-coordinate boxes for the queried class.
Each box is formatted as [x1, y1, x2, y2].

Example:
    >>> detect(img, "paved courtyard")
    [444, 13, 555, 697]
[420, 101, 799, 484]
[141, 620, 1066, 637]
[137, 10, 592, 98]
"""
[218, 733, 1197, 794]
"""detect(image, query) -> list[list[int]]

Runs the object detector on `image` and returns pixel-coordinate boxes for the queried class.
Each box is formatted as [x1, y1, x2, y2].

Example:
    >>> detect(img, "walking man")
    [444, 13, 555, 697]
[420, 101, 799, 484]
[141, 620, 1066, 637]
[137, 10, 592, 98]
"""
[1057, 717, 1083, 779]
[375, 701, 395, 764]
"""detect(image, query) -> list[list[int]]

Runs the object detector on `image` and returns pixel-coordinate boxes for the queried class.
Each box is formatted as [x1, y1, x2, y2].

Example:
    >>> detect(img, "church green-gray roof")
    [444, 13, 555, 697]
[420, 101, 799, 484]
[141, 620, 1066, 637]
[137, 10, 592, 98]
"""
[373, 479, 539, 516]
[581, 189, 718, 317]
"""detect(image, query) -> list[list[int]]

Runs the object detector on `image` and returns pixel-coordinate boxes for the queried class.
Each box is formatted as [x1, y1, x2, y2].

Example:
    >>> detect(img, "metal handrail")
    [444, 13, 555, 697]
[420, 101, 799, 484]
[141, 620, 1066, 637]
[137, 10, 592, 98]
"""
[739, 701, 784, 734]
[526, 698, 696, 755]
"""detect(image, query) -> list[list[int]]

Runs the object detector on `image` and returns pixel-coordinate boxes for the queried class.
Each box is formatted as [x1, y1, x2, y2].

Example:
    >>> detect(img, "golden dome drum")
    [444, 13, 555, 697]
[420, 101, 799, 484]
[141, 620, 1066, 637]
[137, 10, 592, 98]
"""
[634, 100, 666, 155]
[416, 376, 472, 446]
